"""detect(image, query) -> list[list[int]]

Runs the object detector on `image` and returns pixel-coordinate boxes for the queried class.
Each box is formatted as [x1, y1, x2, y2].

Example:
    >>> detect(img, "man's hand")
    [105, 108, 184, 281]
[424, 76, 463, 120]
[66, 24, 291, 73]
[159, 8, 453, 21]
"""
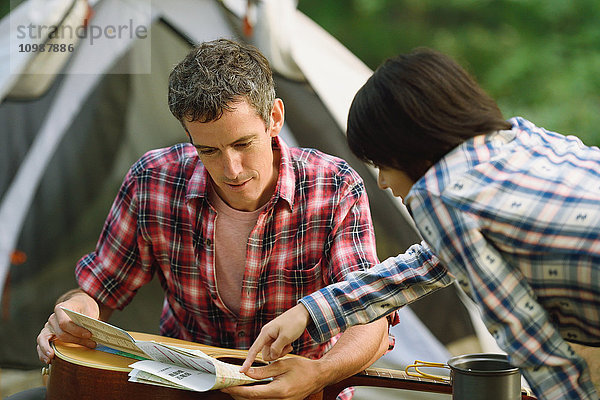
[240, 304, 311, 373]
[36, 289, 102, 364]
[222, 357, 330, 400]
[235, 307, 390, 400]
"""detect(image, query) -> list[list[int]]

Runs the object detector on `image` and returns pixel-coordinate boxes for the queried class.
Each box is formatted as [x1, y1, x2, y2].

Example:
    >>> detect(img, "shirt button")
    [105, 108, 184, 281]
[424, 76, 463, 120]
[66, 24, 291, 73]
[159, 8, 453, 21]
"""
[210, 293, 217, 300]
[238, 331, 245, 337]
[206, 239, 212, 247]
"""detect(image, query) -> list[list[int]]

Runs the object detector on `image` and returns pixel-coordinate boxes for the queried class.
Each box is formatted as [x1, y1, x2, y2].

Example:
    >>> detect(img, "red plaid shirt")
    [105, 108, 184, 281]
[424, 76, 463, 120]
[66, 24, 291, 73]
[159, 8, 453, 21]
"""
[77, 137, 382, 361]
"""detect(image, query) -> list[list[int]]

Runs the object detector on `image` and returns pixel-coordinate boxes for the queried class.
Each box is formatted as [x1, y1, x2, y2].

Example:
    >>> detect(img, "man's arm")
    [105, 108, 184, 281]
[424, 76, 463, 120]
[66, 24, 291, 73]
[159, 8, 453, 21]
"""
[36, 288, 114, 364]
[224, 317, 389, 400]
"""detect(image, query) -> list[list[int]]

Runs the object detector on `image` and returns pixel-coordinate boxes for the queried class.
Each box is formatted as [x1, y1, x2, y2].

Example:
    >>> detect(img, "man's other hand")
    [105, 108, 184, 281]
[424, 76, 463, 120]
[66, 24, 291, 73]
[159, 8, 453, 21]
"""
[36, 290, 101, 363]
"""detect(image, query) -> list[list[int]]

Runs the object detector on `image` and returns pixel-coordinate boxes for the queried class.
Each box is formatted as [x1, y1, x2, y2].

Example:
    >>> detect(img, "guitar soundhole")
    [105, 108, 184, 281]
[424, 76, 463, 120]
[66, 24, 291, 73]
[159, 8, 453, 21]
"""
[217, 356, 268, 367]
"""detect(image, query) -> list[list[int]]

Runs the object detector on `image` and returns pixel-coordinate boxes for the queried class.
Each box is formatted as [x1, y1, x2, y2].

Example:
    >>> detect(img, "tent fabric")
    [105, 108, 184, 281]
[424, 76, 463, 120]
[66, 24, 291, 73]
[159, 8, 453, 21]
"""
[0, 0, 155, 298]
[0, 0, 474, 379]
[6, 0, 89, 99]
[0, 17, 189, 368]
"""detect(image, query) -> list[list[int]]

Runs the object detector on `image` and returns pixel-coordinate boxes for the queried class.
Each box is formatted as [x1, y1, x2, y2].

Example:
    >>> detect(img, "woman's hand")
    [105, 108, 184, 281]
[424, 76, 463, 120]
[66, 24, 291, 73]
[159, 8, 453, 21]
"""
[240, 304, 311, 373]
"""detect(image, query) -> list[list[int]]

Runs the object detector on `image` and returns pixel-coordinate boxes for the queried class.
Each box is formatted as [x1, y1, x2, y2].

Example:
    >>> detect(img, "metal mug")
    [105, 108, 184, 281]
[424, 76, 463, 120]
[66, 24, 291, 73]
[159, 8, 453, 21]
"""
[406, 353, 522, 400]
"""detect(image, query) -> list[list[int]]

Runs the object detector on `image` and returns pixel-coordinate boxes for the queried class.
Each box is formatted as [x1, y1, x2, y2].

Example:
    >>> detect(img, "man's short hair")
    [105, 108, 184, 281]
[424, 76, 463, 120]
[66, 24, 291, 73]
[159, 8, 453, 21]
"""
[168, 38, 276, 126]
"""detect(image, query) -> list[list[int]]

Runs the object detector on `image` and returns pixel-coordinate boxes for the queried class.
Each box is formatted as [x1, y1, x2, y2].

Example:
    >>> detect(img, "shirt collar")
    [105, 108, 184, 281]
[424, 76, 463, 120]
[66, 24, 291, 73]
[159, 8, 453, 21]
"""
[273, 136, 295, 210]
[185, 136, 295, 211]
[406, 124, 518, 205]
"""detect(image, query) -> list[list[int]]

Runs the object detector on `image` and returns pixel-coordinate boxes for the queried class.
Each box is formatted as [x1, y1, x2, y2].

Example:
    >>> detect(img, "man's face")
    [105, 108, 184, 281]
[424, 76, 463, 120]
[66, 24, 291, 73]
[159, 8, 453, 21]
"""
[185, 99, 284, 211]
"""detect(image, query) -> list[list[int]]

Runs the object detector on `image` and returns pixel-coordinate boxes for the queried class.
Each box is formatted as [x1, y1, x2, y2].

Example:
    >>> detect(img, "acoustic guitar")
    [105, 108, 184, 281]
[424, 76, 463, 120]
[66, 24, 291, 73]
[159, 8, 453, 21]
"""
[45, 332, 535, 400]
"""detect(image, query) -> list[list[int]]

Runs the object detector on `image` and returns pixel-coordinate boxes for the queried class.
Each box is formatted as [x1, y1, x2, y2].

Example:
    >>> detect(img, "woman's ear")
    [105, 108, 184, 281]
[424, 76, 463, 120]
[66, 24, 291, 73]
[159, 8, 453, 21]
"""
[407, 159, 435, 182]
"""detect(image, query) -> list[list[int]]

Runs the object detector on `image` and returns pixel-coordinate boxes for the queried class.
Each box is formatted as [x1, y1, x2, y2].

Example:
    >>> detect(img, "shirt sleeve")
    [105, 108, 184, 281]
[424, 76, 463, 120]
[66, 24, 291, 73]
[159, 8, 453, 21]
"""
[300, 240, 453, 343]
[325, 178, 379, 282]
[76, 167, 154, 309]
[324, 177, 400, 329]
[420, 193, 597, 400]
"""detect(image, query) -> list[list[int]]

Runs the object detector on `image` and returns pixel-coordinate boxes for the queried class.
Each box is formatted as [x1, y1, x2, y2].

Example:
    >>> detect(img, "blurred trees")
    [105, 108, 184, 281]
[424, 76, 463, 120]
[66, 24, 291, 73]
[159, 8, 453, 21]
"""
[298, 0, 600, 146]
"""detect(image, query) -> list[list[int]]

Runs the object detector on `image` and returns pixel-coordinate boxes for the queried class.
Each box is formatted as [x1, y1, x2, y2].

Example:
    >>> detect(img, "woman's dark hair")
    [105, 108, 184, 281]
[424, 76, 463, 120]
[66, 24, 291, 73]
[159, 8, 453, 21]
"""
[347, 48, 511, 181]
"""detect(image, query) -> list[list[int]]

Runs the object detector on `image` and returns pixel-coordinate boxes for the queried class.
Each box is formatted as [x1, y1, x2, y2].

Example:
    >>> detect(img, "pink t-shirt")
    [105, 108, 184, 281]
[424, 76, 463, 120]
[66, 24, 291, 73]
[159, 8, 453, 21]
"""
[208, 187, 267, 316]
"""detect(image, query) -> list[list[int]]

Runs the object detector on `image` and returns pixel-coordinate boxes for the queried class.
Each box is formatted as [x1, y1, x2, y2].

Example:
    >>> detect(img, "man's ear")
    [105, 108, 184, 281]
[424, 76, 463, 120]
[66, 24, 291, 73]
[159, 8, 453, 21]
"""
[181, 120, 194, 144]
[269, 98, 285, 137]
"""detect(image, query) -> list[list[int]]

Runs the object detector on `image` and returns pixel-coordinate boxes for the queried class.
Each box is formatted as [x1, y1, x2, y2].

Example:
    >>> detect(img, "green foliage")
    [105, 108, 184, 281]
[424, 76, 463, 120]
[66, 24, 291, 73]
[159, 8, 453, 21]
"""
[298, 0, 600, 146]
[0, 3, 10, 20]
[2, 1, 27, 24]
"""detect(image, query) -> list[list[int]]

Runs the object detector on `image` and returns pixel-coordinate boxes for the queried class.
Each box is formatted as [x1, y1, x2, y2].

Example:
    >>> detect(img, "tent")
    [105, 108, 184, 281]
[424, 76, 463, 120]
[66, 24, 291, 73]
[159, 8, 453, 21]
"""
[0, 0, 488, 394]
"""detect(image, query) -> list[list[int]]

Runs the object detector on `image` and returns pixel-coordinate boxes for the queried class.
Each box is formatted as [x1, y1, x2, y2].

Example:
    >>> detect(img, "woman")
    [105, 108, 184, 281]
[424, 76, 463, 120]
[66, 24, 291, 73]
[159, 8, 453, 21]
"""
[241, 48, 600, 400]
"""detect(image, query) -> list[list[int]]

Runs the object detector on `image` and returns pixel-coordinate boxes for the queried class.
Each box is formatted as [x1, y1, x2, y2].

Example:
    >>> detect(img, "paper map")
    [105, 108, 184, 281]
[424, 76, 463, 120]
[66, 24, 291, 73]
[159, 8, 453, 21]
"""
[61, 307, 264, 391]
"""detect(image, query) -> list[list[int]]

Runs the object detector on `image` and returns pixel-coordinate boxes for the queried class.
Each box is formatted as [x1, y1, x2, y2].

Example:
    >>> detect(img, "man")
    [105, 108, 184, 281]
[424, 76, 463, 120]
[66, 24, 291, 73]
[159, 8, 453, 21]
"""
[242, 48, 600, 400]
[34, 39, 391, 400]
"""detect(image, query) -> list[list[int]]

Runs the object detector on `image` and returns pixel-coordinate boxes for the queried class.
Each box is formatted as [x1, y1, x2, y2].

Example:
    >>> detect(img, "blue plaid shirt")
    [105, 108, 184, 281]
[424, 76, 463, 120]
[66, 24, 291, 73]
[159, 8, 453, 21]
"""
[301, 117, 600, 400]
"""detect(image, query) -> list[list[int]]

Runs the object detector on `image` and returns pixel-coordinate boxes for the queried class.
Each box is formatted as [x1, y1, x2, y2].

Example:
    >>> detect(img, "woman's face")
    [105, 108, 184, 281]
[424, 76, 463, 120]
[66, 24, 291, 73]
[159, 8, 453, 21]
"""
[377, 166, 415, 202]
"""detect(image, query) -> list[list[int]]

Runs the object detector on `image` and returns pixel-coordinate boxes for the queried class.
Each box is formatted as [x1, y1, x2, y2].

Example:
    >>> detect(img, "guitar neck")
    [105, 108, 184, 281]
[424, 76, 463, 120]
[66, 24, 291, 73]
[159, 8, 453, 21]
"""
[323, 366, 536, 400]
[321, 365, 451, 399]
[360, 366, 444, 382]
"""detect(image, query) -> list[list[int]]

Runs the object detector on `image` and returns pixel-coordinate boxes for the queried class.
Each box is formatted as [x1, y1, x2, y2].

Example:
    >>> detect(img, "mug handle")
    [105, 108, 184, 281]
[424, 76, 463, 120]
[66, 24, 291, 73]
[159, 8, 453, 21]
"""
[405, 360, 450, 382]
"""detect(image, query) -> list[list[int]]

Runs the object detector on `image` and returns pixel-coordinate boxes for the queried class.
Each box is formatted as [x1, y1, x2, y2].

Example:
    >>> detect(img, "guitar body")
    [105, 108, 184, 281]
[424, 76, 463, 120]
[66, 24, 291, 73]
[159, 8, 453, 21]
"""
[48, 353, 216, 400]
[47, 332, 322, 400]
[46, 332, 536, 400]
